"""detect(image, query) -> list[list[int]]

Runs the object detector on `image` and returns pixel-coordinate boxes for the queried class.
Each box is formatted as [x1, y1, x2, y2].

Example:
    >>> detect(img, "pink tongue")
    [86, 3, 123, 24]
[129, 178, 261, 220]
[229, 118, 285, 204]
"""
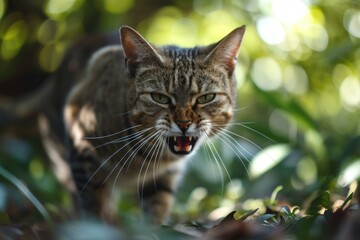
[176, 137, 190, 150]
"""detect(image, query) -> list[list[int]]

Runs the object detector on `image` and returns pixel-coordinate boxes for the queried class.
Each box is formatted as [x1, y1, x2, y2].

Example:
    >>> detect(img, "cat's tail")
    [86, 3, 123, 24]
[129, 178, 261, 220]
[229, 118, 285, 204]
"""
[0, 77, 56, 127]
[0, 77, 77, 193]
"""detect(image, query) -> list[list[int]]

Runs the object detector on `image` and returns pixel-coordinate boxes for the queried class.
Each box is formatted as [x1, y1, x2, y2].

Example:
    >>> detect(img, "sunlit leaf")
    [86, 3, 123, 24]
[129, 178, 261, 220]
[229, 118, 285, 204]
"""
[307, 191, 333, 215]
[234, 208, 258, 221]
[256, 214, 276, 223]
[320, 191, 332, 212]
[340, 192, 353, 210]
[0, 166, 53, 228]
[252, 83, 316, 131]
[250, 144, 291, 178]
[280, 206, 291, 215]
[269, 185, 283, 205]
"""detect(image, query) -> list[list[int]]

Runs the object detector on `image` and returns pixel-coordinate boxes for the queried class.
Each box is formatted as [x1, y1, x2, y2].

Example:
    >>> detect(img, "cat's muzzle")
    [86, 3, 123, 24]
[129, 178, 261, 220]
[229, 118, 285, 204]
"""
[167, 136, 198, 155]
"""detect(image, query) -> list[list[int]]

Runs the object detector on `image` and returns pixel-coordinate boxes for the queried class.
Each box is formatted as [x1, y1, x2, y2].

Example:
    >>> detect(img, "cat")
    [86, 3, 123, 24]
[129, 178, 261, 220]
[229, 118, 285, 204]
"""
[1, 25, 246, 225]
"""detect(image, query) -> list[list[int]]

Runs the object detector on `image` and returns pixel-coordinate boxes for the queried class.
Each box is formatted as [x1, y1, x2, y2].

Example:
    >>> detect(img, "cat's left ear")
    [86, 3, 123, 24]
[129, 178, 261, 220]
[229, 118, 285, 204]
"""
[205, 26, 246, 74]
[120, 26, 163, 76]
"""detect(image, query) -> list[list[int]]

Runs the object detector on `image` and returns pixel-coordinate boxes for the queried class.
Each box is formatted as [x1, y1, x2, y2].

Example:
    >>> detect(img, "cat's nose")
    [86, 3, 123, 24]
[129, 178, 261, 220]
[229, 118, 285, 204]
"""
[175, 120, 192, 134]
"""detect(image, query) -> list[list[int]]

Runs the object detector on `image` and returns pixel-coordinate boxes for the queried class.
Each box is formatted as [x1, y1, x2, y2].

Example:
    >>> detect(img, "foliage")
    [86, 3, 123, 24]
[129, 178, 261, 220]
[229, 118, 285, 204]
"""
[0, 0, 359, 239]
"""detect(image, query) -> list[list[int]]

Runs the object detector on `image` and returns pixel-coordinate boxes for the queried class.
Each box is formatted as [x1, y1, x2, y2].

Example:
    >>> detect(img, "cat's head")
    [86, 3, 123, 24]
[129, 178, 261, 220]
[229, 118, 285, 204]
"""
[120, 26, 245, 157]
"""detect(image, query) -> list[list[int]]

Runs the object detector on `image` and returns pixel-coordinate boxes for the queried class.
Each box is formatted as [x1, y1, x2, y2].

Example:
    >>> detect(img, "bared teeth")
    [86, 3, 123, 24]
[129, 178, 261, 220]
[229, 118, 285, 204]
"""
[174, 145, 180, 152]
[186, 145, 192, 152]
[174, 143, 192, 152]
[169, 135, 197, 154]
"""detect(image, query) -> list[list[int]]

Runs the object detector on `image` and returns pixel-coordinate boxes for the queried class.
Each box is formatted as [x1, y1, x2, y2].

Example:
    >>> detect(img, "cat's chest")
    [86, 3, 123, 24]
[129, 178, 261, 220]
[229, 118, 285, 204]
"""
[98, 153, 187, 188]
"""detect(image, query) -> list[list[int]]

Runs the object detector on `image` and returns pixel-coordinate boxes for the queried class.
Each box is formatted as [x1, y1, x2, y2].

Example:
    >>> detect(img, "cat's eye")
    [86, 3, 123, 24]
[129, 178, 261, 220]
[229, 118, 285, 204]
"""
[151, 93, 170, 104]
[196, 93, 216, 104]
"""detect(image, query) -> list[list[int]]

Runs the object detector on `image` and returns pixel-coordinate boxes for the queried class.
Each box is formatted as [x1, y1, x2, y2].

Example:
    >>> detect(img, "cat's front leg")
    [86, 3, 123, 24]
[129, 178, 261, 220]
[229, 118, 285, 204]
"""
[140, 168, 183, 225]
[70, 148, 117, 223]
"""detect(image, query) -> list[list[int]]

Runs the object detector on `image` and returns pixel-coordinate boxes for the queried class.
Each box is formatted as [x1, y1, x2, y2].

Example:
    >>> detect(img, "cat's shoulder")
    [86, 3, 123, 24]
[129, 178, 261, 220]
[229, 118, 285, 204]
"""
[87, 45, 125, 71]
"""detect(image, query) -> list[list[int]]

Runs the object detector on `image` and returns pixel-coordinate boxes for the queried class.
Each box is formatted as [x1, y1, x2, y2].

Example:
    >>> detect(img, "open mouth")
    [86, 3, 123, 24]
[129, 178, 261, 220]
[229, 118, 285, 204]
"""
[167, 136, 198, 154]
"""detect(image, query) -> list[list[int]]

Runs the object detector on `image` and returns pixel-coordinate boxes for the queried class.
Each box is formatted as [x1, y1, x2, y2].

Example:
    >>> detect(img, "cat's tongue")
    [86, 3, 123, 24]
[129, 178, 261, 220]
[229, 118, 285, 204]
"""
[174, 136, 192, 152]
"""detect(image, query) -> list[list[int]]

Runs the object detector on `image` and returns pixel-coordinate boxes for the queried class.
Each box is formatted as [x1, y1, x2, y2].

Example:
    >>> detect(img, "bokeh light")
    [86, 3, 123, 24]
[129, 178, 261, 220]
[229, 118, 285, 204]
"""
[283, 64, 309, 95]
[45, 0, 78, 18]
[296, 156, 317, 186]
[268, 0, 309, 25]
[302, 24, 328, 52]
[251, 57, 282, 91]
[103, 0, 134, 14]
[0, 0, 359, 230]
[249, 144, 291, 178]
[37, 19, 62, 44]
[344, 9, 360, 38]
[1, 18, 28, 60]
[340, 76, 360, 110]
[0, 0, 5, 21]
[39, 42, 65, 72]
[269, 109, 292, 137]
[257, 17, 286, 45]
[338, 160, 360, 187]
[193, 0, 222, 16]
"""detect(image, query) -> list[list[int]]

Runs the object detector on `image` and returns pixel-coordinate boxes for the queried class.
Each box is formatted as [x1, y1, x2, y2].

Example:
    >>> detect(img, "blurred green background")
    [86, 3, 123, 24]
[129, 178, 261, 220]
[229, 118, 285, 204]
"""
[0, 0, 359, 224]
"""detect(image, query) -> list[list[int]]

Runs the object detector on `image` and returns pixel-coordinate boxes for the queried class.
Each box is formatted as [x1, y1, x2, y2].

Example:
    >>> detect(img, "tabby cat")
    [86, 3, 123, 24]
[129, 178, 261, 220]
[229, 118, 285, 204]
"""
[58, 26, 245, 224]
[0, 26, 245, 224]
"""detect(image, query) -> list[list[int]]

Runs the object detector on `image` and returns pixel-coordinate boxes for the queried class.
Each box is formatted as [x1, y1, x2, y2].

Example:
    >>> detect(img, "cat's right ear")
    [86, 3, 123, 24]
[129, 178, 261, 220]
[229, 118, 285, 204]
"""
[120, 26, 163, 76]
[205, 26, 246, 75]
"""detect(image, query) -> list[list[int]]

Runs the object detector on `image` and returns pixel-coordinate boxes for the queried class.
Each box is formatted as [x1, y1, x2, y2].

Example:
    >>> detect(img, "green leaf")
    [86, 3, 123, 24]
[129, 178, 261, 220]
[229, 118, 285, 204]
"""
[280, 206, 291, 215]
[269, 185, 283, 206]
[340, 192, 353, 210]
[234, 208, 259, 222]
[0, 212, 10, 224]
[291, 207, 301, 215]
[307, 191, 333, 215]
[252, 83, 316, 130]
[320, 191, 333, 212]
[256, 214, 276, 223]
[0, 166, 53, 228]
[250, 145, 291, 178]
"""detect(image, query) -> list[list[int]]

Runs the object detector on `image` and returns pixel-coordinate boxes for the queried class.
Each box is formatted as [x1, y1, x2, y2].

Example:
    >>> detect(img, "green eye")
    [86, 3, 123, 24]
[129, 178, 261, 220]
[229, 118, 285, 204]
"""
[196, 93, 216, 104]
[151, 93, 170, 104]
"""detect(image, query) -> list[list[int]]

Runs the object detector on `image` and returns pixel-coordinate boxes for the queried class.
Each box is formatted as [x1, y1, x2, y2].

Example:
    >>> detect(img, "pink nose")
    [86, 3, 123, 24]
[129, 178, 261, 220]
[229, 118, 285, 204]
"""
[175, 120, 192, 133]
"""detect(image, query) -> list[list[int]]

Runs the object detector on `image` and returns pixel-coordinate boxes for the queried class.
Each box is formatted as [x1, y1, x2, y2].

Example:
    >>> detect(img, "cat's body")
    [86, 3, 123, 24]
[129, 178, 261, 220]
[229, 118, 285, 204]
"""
[2, 26, 245, 224]
[64, 44, 187, 223]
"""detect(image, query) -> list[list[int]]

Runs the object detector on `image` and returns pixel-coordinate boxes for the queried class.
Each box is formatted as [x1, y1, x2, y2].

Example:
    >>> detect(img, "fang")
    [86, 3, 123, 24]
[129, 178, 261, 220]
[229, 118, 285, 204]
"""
[174, 145, 181, 152]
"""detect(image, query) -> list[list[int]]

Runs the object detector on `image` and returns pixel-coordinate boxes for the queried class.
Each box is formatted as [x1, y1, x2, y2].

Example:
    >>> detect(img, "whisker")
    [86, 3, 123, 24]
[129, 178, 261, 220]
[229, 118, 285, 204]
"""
[214, 128, 255, 163]
[232, 104, 253, 112]
[91, 127, 153, 149]
[80, 129, 149, 193]
[137, 131, 163, 187]
[84, 124, 142, 140]
[110, 131, 161, 190]
[221, 128, 267, 153]
[202, 132, 233, 195]
[220, 128, 276, 166]
[113, 110, 133, 118]
[211, 129, 251, 179]
[200, 136, 217, 178]
[153, 134, 166, 182]
[136, 131, 165, 206]
[214, 122, 275, 143]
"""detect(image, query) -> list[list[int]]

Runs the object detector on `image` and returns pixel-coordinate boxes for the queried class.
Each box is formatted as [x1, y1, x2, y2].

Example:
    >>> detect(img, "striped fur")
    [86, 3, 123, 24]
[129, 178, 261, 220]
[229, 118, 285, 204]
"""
[64, 26, 245, 224]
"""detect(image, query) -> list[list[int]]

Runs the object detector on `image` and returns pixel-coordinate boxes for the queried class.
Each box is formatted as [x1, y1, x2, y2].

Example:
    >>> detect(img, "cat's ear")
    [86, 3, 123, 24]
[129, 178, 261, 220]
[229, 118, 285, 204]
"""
[120, 26, 163, 76]
[205, 26, 246, 74]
